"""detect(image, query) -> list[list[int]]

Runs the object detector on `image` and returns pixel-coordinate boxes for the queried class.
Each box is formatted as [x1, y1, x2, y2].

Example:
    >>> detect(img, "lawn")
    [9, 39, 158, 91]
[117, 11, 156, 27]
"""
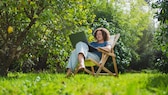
[0, 72, 168, 95]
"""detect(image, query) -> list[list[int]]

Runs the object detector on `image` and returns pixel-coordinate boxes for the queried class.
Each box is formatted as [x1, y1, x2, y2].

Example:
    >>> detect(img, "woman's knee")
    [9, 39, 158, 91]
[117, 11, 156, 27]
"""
[76, 41, 86, 46]
[76, 41, 87, 48]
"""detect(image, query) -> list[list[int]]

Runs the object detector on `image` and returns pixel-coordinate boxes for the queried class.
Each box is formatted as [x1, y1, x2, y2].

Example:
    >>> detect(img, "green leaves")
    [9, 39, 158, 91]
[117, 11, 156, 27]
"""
[0, 0, 96, 75]
[91, 0, 152, 72]
[152, 0, 168, 73]
[0, 0, 160, 75]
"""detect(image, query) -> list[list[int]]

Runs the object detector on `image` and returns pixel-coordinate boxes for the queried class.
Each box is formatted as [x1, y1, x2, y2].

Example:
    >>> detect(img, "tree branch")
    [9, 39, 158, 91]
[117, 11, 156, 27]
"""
[0, 31, 5, 42]
[24, 8, 32, 19]
[15, 5, 45, 46]
[0, 32, 6, 47]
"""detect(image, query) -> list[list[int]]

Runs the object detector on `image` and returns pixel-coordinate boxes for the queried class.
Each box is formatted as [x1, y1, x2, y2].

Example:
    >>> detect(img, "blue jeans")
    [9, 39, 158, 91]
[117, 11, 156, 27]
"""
[66, 41, 100, 71]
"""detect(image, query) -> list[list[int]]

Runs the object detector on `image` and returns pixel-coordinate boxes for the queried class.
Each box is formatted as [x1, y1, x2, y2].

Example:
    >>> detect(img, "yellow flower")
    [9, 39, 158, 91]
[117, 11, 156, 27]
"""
[78, 0, 82, 2]
[88, 29, 92, 33]
[88, 36, 94, 42]
[7, 26, 13, 34]
[79, 5, 83, 9]
[79, 21, 82, 25]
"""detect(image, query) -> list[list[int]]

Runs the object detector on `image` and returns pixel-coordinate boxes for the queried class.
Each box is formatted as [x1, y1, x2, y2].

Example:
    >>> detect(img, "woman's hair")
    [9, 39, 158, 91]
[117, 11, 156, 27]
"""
[93, 27, 110, 41]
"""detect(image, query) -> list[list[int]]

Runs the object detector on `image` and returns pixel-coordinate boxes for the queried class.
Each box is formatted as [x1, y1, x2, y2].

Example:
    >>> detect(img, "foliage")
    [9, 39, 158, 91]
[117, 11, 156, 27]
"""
[130, 24, 155, 70]
[0, 0, 156, 76]
[0, 0, 50, 76]
[153, 50, 168, 73]
[0, 0, 96, 76]
[116, 0, 155, 71]
[152, 0, 168, 73]
[91, 0, 152, 72]
[114, 0, 151, 49]
[0, 72, 168, 95]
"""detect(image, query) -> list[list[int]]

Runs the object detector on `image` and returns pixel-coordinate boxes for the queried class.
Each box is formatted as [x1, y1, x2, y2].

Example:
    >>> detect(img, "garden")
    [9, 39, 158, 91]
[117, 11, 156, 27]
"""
[0, 0, 168, 95]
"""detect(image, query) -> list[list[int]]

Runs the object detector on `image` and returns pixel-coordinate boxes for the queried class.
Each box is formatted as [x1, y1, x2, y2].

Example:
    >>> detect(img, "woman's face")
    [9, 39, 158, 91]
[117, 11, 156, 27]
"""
[95, 30, 104, 42]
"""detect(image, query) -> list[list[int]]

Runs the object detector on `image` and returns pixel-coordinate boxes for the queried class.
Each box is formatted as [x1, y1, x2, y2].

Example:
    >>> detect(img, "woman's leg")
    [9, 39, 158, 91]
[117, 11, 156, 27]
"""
[66, 42, 89, 77]
[66, 50, 78, 77]
[78, 53, 85, 69]
[75, 42, 89, 70]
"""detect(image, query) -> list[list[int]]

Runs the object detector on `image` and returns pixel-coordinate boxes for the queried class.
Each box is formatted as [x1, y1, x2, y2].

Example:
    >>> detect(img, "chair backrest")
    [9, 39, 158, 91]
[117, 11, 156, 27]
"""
[108, 34, 120, 50]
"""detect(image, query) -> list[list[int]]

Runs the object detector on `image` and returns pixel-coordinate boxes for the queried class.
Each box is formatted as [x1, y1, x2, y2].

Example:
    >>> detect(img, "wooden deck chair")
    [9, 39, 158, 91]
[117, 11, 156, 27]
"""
[83, 33, 120, 76]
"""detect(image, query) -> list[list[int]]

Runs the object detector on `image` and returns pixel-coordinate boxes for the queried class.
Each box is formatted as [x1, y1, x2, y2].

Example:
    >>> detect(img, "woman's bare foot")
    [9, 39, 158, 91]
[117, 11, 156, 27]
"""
[74, 65, 85, 74]
[78, 65, 85, 70]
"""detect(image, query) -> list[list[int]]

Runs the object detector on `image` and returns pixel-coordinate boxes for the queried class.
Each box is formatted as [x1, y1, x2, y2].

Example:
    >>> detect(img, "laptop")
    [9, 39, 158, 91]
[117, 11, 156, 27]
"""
[69, 32, 97, 51]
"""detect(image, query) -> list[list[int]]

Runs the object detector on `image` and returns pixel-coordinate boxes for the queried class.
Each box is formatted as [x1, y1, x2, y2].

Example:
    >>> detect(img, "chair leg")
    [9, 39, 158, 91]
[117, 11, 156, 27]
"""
[96, 54, 108, 75]
[96, 65, 102, 74]
[102, 67, 114, 75]
[84, 68, 95, 75]
[112, 56, 118, 76]
[91, 66, 95, 75]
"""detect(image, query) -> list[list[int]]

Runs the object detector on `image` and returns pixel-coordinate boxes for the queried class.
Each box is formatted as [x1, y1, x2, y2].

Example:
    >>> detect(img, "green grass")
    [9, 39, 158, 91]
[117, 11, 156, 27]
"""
[0, 72, 168, 95]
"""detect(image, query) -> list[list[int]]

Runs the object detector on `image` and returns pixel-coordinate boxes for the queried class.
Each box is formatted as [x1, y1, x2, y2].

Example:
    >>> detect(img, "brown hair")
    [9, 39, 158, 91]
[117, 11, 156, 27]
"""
[93, 28, 110, 41]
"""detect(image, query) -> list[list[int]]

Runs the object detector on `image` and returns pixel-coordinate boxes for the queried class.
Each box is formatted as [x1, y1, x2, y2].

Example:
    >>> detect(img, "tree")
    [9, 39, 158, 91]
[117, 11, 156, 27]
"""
[152, 0, 168, 56]
[0, 0, 95, 76]
[152, 0, 168, 73]
[0, 0, 47, 76]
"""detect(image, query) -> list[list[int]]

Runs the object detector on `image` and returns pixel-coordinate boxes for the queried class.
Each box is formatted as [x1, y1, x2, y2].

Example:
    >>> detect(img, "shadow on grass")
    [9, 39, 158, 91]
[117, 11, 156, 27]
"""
[146, 74, 168, 93]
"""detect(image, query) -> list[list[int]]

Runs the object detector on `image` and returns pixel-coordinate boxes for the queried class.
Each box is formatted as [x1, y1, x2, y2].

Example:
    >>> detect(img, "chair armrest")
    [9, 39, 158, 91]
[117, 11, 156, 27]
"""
[97, 47, 116, 57]
[97, 47, 110, 53]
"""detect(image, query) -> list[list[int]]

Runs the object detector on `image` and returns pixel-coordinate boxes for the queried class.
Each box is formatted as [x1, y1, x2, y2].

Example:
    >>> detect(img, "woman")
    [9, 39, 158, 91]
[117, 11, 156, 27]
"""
[66, 27, 111, 77]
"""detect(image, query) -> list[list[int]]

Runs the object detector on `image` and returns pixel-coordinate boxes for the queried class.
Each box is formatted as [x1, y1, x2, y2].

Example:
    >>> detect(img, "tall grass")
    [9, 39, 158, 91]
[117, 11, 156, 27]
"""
[0, 72, 167, 95]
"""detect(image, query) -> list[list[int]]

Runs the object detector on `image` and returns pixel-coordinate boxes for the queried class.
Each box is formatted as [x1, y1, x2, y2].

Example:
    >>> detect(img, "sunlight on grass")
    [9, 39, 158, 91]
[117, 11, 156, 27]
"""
[0, 72, 167, 95]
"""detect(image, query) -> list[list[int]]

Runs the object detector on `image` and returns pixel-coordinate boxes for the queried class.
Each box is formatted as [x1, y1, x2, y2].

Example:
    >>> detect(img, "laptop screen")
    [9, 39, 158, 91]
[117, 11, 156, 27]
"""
[69, 32, 88, 48]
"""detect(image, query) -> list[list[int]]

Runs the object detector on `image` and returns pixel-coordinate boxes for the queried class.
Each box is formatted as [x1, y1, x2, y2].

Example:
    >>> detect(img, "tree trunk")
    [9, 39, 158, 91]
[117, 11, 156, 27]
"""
[0, 64, 8, 77]
[0, 50, 13, 77]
